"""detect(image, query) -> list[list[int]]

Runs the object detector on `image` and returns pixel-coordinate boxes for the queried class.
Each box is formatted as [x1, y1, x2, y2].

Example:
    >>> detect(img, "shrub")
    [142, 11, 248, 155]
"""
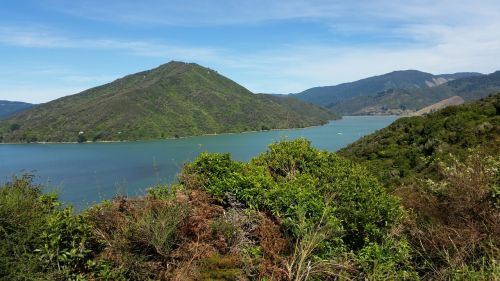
[0, 175, 98, 280]
[357, 238, 418, 280]
[9, 123, 20, 132]
[399, 152, 500, 279]
[184, 139, 404, 256]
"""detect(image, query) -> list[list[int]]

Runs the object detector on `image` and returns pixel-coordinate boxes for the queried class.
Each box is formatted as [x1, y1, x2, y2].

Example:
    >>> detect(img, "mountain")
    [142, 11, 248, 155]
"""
[339, 93, 500, 186]
[293, 70, 488, 115]
[0, 62, 336, 143]
[0, 101, 34, 119]
[431, 70, 500, 100]
[327, 71, 500, 115]
[294, 70, 481, 105]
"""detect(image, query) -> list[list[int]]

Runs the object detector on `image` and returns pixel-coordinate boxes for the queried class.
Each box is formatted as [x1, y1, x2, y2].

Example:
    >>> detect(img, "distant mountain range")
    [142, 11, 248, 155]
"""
[0, 61, 336, 143]
[0, 101, 34, 119]
[293, 70, 500, 115]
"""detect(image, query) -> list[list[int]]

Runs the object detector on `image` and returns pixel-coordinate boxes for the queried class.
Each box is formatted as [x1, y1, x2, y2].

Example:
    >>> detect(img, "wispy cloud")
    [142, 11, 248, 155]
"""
[45, 1, 500, 31]
[46, 0, 349, 26]
[1, 19, 499, 97]
[1, 0, 499, 101]
[213, 22, 500, 93]
[0, 26, 220, 60]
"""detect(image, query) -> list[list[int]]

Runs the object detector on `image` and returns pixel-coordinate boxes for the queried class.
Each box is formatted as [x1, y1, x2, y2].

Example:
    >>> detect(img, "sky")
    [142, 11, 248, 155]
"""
[1, 0, 500, 103]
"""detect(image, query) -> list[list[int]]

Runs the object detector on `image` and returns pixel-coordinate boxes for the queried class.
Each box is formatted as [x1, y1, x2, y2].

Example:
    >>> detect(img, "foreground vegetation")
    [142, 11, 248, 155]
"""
[2, 137, 498, 280]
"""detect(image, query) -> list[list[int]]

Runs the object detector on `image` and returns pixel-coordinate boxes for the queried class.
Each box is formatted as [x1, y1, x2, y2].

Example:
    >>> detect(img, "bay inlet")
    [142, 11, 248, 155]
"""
[0, 116, 397, 209]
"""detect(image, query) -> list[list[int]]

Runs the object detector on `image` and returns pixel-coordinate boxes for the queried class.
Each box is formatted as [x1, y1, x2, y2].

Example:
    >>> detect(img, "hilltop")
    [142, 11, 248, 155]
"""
[0, 62, 336, 143]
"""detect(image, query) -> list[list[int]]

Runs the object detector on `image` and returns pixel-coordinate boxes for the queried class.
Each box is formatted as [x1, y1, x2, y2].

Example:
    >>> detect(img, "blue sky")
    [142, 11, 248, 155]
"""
[1, 0, 500, 103]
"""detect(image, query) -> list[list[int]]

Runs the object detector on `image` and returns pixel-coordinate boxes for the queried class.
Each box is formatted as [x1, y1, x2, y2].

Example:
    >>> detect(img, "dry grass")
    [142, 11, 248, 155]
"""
[397, 153, 500, 279]
[281, 209, 354, 281]
[85, 187, 298, 280]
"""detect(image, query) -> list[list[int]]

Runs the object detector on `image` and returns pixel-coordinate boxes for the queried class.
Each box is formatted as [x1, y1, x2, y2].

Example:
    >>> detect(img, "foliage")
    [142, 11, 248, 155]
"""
[0, 175, 98, 280]
[196, 255, 246, 280]
[399, 152, 499, 280]
[0, 61, 336, 143]
[341, 95, 500, 280]
[356, 238, 418, 280]
[183, 138, 410, 279]
[282, 207, 353, 281]
[9, 123, 20, 131]
[340, 93, 500, 187]
[35, 207, 94, 277]
[3, 131, 497, 279]
[77, 134, 87, 143]
[184, 139, 403, 253]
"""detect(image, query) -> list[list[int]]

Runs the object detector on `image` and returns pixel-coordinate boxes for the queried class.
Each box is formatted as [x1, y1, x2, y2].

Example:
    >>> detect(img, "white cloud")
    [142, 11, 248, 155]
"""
[46, 0, 349, 26]
[1, 0, 499, 100]
[1, 20, 499, 98]
[45, 0, 500, 30]
[0, 26, 220, 61]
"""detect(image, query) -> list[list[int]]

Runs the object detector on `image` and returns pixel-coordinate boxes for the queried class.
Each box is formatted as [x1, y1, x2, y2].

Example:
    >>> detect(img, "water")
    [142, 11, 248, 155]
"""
[0, 116, 397, 209]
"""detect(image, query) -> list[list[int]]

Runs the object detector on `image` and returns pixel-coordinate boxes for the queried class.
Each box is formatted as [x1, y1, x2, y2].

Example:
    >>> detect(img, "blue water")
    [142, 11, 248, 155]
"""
[0, 116, 397, 209]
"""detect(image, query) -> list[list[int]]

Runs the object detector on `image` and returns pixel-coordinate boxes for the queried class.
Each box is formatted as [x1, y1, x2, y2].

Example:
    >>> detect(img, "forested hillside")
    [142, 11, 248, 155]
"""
[0, 62, 336, 143]
[340, 93, 499, 186]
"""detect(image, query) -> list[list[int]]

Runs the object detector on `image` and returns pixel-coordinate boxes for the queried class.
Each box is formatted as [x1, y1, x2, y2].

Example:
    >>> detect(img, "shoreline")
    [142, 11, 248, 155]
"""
[0, 119, 340, 145]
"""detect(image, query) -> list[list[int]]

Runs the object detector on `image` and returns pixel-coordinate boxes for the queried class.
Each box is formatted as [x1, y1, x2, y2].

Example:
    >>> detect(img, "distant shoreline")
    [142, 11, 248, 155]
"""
[0, 119, 341, 145]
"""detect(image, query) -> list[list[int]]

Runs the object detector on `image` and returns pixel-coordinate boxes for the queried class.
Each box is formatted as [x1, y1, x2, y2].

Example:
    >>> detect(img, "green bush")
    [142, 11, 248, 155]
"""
[357, 238, 418, 280]
[36, 207, 95, 277]
[0, 175, 98, 280]
[184, 139, 403, 255]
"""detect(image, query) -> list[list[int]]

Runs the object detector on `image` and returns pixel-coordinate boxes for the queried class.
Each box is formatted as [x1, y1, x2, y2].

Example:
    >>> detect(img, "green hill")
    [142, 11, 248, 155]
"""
[0, 62, 336, 143]
[339, 93, 500, 186]
[0, 101, 34, 119]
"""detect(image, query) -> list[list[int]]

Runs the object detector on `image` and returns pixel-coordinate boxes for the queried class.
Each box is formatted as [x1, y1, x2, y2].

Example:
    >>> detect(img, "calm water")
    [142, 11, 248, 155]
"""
[0, 116, 397, 209]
